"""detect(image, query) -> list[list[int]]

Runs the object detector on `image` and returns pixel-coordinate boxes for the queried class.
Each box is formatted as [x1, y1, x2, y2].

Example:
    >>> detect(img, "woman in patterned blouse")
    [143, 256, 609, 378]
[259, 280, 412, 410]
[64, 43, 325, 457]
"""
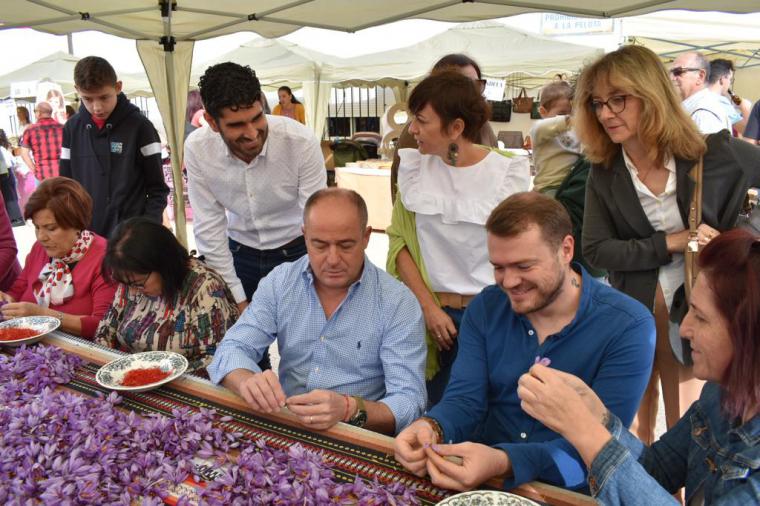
[96, 217, 239, 373]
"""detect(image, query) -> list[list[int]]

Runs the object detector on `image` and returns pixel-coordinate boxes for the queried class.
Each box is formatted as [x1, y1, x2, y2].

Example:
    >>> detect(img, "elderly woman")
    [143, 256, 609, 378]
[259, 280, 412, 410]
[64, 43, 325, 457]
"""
[578, 45, 760, 443]
[272, 86, 305, 124]
[519, 228, 760, 504]
[0, 177, 115, 338]
[387, 69, 530, 405]
[95, 217, 239, 373]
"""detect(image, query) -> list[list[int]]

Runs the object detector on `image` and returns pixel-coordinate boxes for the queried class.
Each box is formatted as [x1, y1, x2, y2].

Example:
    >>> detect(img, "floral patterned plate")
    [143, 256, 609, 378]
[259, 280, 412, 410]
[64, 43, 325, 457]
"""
[96, 351, 188, 393]
[0, 316, 61, 347]
[438, 491, 541, 506]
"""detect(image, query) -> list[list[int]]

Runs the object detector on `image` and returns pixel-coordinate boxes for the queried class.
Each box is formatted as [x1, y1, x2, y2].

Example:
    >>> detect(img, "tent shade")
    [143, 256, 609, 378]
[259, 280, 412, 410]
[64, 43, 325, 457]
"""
[2, 2, 760, 42]
[318, 21, 602, 86]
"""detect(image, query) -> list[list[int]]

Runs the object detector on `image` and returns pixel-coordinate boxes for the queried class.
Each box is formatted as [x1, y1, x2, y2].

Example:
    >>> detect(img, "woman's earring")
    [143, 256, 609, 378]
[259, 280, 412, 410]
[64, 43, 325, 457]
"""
[447, 142, 459, 166]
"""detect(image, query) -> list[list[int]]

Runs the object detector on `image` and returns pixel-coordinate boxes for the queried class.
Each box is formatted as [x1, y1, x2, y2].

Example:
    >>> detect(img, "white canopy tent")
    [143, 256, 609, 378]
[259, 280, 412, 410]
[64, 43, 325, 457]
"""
[3, 2, 760, 244]
[323, 21, 602, 85]
[0, 51, 153, 99]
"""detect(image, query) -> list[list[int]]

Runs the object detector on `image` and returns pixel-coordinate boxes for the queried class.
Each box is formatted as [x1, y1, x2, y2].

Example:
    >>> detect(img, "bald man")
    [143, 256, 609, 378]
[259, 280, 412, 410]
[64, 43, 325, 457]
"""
[669, 52, 730, 134]
[21, 101, 65, 181]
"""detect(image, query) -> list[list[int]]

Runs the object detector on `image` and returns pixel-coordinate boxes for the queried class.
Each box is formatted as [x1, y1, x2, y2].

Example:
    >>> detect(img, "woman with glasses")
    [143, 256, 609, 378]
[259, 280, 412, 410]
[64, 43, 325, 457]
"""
[0, 177, 116, 337]
[387, 70, 530, 406]
[577, 45, 760, 444]
[518, 228, 760, 505]
[95, 217, 239, 374]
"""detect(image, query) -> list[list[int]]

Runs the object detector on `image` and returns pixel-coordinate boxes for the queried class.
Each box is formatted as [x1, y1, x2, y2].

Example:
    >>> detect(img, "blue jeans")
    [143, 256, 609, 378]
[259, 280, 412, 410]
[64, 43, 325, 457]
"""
[426, 306, 465, 408]
[229, 236, 307, 371]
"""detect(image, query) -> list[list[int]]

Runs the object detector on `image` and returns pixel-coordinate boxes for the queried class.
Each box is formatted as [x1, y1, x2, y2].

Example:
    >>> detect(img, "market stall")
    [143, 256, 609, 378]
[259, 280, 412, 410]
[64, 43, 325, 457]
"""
[0, 331, 594, 505]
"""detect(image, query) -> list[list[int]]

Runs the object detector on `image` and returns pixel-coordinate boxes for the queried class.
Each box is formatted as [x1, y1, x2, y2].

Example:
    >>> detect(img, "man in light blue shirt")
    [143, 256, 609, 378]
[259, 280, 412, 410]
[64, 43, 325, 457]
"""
[208, 188, 426, 435]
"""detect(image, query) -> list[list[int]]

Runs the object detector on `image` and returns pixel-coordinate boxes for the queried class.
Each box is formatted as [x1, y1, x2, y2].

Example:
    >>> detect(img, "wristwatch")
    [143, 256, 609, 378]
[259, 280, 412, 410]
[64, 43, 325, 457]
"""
[348, 396, 368, 428]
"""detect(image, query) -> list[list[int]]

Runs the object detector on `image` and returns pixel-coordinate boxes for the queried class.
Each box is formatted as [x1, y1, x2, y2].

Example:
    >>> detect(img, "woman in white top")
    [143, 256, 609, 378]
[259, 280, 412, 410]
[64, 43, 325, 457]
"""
[579, 45, 760, 444]
[386, 70, 530, 406]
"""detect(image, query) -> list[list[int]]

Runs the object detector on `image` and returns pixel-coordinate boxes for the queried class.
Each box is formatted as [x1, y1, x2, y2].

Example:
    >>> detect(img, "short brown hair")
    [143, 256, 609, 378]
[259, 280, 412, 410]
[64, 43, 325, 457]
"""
[24, 177, 92, 230]
[408, 70, 489, 143]
[304, 187, 368, 231]
[74, 56, 118, 91]
[486, 192, 572, 250]
[540, 81, 573, 109]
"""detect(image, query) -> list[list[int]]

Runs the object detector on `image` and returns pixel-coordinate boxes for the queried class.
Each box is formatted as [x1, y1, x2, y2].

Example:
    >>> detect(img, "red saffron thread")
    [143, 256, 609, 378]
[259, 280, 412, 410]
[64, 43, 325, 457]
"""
[121, 367, 171, 387]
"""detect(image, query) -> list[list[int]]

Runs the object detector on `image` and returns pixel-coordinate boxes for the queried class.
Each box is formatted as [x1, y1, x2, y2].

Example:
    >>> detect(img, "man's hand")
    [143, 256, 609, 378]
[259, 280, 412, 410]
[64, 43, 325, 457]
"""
[393, 418, 439, 477]
[1, 301, 44, 319]
[286, 390, 346, 431]
[228, 369, 286, 414]
[0, 292, 16, 304]
[425, 442, 510, 491]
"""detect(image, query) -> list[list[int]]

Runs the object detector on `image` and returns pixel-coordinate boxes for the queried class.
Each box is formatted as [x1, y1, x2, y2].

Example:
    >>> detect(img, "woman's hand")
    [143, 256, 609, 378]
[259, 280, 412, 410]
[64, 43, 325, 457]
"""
[665, 230, 690, 253]
[0, 292, 15, 303]
[1, 301, 45, 319]
[696, 223, 719, 247]
[422, 304, 457, 351]
[517, 365, 606, 436]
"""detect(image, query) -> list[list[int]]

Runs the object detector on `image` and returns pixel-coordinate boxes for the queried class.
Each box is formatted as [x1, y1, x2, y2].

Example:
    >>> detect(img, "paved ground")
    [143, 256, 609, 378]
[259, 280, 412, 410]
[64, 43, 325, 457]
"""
[11, 220, 666, 439]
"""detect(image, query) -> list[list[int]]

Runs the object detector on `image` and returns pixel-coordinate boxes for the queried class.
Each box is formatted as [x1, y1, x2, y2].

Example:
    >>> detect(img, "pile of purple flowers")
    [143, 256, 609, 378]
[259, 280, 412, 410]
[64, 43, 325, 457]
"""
[0, 346, 420, 505]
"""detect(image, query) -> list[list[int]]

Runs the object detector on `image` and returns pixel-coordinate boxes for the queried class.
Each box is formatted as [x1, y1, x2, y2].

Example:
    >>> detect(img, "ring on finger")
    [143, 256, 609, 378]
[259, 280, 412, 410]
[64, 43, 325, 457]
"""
[309, 415, 313, 424]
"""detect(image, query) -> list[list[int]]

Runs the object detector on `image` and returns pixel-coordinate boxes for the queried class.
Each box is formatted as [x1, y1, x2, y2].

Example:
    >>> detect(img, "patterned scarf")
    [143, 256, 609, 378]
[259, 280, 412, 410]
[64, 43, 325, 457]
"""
[35, 230, 93, 307]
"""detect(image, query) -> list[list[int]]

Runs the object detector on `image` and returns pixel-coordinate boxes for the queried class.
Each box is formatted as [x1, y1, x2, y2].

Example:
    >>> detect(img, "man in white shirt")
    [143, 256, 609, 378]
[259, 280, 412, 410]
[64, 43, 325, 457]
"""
[669, 52, 730, 134]
[185, 62, 326, 367]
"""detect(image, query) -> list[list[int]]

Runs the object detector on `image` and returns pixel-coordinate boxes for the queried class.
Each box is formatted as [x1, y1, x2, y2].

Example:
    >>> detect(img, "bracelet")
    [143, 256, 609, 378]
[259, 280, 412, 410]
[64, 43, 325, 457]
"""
[420, 416, 444, 444]
[342, 394, 351, 422]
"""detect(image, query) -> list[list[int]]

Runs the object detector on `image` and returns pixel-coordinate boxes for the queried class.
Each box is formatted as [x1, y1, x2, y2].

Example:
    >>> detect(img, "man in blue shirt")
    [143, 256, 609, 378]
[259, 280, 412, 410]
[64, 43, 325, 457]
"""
[208, 188, 426, 435]
[394, 192, 655, 490]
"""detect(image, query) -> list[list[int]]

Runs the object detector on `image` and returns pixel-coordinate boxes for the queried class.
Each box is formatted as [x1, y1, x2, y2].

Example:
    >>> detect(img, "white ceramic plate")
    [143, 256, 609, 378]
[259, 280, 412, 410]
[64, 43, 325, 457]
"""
[96, 351, 188, 393]
[438, 491, 541, 506]
[0, 316, 61, 347]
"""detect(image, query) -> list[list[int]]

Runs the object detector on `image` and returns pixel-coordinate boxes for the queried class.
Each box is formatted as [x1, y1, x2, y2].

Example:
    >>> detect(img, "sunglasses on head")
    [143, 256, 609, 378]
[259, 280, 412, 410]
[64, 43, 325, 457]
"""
[669, 67, 701, 77]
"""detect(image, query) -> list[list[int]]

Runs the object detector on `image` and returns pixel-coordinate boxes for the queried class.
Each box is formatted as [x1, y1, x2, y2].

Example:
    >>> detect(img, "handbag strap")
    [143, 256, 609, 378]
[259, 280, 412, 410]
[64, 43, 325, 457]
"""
[517, 88, 527, 99]
[688, 156, 704, 237]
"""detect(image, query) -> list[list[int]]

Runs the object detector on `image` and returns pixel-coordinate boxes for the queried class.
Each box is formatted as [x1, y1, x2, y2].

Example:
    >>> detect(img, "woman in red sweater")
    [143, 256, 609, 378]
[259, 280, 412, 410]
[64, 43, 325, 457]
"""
[0, 177, 115, 338]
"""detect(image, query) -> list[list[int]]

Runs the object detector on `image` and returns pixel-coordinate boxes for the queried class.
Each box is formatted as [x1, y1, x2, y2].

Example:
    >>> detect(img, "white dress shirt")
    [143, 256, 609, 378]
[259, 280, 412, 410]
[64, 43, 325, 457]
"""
[184, 115, 326, 302]
[682, 88, 731, 135]
[622, 150, 684, 310]
[398, 148, 531, 295]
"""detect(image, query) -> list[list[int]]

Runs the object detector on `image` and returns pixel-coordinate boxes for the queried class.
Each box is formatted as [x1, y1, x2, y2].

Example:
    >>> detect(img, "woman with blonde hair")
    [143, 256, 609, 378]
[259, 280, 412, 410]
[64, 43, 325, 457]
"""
[578, 45, 760, 443]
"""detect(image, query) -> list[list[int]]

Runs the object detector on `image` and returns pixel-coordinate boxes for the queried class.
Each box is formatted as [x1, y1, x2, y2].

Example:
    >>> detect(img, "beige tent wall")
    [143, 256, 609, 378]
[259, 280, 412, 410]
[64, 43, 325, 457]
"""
[137, 40, 194, 247]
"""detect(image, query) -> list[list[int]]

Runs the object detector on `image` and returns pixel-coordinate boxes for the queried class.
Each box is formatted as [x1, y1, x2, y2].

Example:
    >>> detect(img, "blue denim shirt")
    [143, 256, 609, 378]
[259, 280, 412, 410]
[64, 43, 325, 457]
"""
[589, 382, 760, 505]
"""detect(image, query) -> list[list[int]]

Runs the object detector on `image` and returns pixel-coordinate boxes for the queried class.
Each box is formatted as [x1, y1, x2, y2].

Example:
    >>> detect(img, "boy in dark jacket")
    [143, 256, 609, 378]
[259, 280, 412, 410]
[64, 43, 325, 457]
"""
[60, 56, 168, 238]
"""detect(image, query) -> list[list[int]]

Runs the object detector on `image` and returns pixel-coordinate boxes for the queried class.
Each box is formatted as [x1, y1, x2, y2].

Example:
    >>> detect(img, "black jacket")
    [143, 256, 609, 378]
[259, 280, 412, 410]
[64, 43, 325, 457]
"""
[60, 93, 169, 237]
[583, 130, 760, 315]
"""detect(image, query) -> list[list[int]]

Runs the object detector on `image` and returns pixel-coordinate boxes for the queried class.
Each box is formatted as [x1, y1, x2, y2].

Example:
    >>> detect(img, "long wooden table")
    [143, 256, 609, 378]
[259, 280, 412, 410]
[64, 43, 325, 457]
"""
[38, 332, 594, 506]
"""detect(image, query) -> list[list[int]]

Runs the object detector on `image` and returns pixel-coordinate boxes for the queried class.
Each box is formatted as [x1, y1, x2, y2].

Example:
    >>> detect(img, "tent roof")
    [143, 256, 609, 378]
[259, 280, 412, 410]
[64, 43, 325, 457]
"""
[2, 1, 759, 43]
[191, 38, 341, 87]
[622, 12, 760, 68]
[0, 50, 153, 99]
[318, 21, 602, 86]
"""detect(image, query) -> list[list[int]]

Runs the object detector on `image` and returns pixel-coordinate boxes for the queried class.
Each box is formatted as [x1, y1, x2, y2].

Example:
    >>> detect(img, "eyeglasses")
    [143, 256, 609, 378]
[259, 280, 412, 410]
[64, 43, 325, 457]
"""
[475, 79, 487, 92]
[589, 95, 629, 115]
[124, 272, 151, 289]
[669, 67, 701, 77]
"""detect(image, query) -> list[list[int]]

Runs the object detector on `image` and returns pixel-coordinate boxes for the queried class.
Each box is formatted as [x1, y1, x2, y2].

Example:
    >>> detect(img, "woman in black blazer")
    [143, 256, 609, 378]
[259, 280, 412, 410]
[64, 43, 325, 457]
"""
[576, 45, 760, 444]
